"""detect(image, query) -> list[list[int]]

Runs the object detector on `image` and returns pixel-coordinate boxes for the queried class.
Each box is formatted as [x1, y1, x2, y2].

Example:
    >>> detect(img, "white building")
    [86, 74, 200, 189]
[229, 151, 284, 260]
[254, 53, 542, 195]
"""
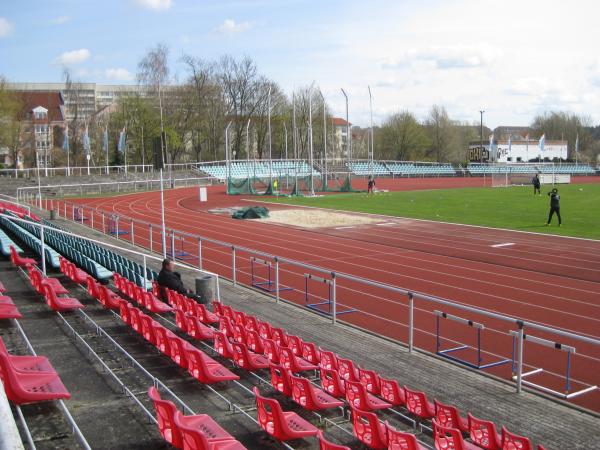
[469, 139, 568, 163]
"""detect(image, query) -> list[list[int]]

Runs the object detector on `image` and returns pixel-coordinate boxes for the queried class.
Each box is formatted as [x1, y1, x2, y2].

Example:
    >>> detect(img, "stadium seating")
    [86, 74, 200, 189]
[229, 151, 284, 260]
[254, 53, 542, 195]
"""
[42, 284, 84, 312]
[253, 387, 319, 441]
[173, 410, 247, 450]
[468, 413, 502, 450]
[385, 421, 428, 450]
[317, 430, 351, 450]
[345, 380, 391, 411]
[434, 399, 469, 433]
[0, 352, 71, 404]
[347, 161, 391, 176]
[0, 336, 57, 375]
[199, 161, 320, 180]
[9, 245, 35, 267]
[0, 229, 23, 257]
[289, 373, 344, 411]
[404, 386, 435, 420]
[351, 407, 388, 449]
[386, 162, 456, 176]
[379, 376, 405, 406]
[433, 420, 480, 450]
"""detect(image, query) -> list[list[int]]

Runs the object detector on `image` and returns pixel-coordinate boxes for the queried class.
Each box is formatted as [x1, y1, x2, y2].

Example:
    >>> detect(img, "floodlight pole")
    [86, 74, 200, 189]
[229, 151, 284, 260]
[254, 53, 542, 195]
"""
[159, 168, 167, 259]
[480, 110, 485, 163]
[225, 121, 232, 190]
[245, 119, 251, 184]
[308, 83, 315, 196]
[341, 88, 351, 179]
[368, 86, 374, 178]
[292, 92, 298, 187]
[319, 90, 327, 185]
[283, 122, 288, 160]
[268, 86, 273, 187]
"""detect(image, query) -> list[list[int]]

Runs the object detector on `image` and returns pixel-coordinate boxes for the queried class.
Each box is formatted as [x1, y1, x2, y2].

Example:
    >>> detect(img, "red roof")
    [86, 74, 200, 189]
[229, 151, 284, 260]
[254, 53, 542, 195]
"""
[15, 91, 65, 122]
[332, 117, 351, 126]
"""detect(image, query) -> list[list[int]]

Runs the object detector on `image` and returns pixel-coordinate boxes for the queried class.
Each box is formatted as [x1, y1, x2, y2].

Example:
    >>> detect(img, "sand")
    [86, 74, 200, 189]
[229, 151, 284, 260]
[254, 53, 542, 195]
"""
[261, 208, 380, 228]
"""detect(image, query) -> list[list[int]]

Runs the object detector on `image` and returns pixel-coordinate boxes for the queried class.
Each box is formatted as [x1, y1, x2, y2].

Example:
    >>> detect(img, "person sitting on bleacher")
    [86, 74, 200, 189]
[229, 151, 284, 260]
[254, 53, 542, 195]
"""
[157, 258, 205, 304]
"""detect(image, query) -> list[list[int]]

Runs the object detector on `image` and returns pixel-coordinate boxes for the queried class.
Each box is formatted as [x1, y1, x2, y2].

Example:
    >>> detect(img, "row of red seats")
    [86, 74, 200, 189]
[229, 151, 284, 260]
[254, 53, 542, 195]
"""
[0, 203, 40, 221]
[59, 256, 89, 284]
[29, 263, 83, 311]
[114, 273, 172, 313]
[0, 279, 22, 319]
[212, 301, 546, 450]
[105, 280, 247, 448]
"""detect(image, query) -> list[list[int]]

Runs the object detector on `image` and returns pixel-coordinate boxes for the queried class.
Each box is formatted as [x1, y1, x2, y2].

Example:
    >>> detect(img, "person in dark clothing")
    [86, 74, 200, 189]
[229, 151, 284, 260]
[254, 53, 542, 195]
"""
[157, 258, 206, 304]
[532, 174, 541, 196]
[546, 188, 561, 226]
[367, 176, 376, 194]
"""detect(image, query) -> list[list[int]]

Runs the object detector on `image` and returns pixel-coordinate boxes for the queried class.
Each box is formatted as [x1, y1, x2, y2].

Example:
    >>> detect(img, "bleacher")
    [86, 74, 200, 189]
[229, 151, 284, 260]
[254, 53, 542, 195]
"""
[0, 209, 589, 448]
[347, 161, 391, 176]
[386, 162, 457, 176]
[468, 163, 597, 175]
[199, 161, 320, 180]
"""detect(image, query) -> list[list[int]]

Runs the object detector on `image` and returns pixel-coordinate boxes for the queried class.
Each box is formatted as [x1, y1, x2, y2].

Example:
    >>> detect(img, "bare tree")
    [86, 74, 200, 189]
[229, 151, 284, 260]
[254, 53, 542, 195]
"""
[425, 105, 456, 162]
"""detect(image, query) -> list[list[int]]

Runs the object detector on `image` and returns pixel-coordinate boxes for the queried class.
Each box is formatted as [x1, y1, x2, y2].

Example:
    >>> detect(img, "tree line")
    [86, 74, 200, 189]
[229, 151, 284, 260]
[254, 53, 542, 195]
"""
[0, 44, 598, 168]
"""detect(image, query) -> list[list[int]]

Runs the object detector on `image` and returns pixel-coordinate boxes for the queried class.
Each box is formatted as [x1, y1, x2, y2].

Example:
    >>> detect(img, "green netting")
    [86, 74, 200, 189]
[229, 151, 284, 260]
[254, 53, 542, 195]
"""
[227, 174, 357, 196]
[227, 177, 256, 195]
[232, 206, 270, 220]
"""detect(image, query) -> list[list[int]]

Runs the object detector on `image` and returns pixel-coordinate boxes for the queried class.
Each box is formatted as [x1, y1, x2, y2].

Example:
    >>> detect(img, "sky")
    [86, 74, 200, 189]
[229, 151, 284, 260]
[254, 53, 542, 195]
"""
[1, 0, 599, 128]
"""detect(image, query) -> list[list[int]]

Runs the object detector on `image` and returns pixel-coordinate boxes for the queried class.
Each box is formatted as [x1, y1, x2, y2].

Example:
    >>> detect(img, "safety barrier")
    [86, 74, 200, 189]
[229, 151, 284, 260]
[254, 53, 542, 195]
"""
[0, 379, 24, 450]
[20, 198, 600, 404]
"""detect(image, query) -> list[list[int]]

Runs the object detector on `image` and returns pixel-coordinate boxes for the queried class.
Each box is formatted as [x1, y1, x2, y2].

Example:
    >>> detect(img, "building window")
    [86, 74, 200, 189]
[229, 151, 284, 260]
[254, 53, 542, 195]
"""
[34, 111, 47, 120]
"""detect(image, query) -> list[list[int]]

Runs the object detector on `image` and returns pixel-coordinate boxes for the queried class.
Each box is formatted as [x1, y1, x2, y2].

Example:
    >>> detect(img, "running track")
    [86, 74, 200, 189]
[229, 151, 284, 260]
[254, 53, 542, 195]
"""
[64, 176, 600, 411]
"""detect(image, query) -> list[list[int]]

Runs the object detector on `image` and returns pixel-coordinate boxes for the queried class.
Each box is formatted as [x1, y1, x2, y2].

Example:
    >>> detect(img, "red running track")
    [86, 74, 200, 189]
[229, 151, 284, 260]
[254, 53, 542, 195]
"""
[62, 176, 600, 411]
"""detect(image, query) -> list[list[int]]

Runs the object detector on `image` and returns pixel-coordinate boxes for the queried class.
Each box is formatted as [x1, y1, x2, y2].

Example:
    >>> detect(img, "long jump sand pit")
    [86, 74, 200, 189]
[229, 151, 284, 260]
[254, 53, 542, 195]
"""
[261, 208, 381, 229]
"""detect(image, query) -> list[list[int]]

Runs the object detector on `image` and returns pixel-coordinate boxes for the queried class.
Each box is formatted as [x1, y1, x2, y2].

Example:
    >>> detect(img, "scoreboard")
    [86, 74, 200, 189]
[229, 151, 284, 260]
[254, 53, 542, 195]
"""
[468, 146, 489, 162]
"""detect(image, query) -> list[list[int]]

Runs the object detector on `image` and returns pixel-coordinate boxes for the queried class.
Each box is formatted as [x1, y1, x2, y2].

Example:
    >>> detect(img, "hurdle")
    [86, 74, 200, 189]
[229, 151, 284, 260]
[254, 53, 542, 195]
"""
[108, 215, 129, 236]
[73, 206, 87, 223]
[168, 232, 195, 261]
[435, 310, 511, 370]
[251, 257, 292, 293]
[509, 330, 598, 399]
[304, 273, 355, 318]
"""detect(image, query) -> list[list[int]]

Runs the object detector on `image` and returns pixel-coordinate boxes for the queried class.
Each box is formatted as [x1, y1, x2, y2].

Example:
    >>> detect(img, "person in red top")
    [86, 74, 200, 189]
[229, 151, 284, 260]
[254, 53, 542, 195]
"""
[367, 176, 376, 194]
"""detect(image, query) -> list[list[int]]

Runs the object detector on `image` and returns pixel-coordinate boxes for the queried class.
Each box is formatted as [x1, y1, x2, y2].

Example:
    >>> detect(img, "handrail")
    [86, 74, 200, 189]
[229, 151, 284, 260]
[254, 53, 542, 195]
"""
[0, 379, 24, 450]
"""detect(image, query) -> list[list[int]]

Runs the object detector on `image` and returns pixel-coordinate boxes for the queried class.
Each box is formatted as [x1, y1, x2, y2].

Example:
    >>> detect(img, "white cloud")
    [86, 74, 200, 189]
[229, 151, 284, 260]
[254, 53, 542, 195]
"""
[50, 16, 71, 25]
[54, 48, 91, 65]
[383, 44, 500, 71]
[0, 17, 14, 37]
[134, 0, 172, 10]
[104, 68, 134, 81]
[215, 19, 252, 35]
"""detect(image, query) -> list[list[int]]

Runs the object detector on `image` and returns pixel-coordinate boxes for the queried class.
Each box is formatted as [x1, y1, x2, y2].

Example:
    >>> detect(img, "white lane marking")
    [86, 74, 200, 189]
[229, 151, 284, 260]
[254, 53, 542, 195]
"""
[491, 242, 515, 248]
[334, 226, 356, 230]
[376, 222, 396, 226]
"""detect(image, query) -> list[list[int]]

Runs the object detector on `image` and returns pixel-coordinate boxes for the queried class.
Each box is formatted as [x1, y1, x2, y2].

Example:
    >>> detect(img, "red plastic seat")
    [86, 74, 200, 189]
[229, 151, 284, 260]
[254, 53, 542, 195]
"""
[65, 261, 88, 284]
[232, 323, 247, 344]
[154, 324, 177, 357]
[0, 295, 14, 305]
[219, 317, 235, 338]
[358, 367, 381, 395]
[262, 339, 281, 364]
[286, 335, 303, 356]
[231, 342, 269, 371]
[379, 376, 405, 406]
[351, 407, 388, 449]
[346, 380, 391, 411]
[152, 280, 161, 298]
[385, 421, 428, 450]
[148, 386, 184, 448]
[212, 300, 224, 317]
[186, 315, 215, 341]
[129, 307, 143, 333]
[174, 410, 247, 450]
[320, 368, 346, 398]
[468, 413, 502, 450]
[221, 304, 234, 320]
[186, 344, 239, 384]
[29, 266, 69, 295]
[258, 321, 272, 339]
[404, 386, 435, 420]
[175, 309, 190, 332]
[140, 314, 159, 345]
[195, 303, 219, 324]
[434, 399, 469, 433]
[280, 347, 319, 372]
[145, 292, 173, 313]
[317, 430, 351, 450]
[319, 348, 338, 370]
[99, 286, 124, 310]
[42, 284, 84, 312]
[253, 387, 319, 441]
[119, 301, 133, 326]
[0, 280, 5, 293]
[271, 327, 288, 347]
[245, 330, 264, 354]
[0, 352, 70, 404]
[337, 356, 359, 382]
[0, 337, 56, 374]
[233, 310, 246, 325]
[290, 373, 344, 411]
[301, 341, 320, 364]
[168, 335, 190, 368]
[501, 426, 532, 450]
[270, 362, 293, 396]
[10, 245, 36, 267]
[0, 303, 22, 319]
[86, 276, 100, 299]
[243, 315, 259, 332]
[213, 331, 234, 359]
[433, 420, 480, 450]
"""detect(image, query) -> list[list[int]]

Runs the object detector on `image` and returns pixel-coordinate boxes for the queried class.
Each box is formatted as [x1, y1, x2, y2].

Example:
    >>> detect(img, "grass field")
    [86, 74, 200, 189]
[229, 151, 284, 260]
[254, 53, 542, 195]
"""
[263, 183, 600, 239]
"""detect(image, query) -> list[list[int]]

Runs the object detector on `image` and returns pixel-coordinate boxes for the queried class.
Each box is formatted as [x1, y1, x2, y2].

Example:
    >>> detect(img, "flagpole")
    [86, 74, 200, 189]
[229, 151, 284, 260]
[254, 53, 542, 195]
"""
[66, 124, 70, 176]
[105, 126, 109, 175]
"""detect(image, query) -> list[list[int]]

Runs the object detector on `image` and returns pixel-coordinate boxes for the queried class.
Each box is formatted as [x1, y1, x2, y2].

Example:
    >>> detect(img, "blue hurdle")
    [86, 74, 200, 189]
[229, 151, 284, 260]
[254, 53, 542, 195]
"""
[509, 330, 598, 399]
[435, 310, 511, 370]
[304, 273, 355, 317]
[251, 257, 292, 293]
[108, 215, 129, 236]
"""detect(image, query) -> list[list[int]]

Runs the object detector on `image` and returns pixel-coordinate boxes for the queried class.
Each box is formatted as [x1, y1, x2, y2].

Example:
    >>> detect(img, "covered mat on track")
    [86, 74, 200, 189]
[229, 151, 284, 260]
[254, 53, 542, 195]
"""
[232, 206, 270, 220]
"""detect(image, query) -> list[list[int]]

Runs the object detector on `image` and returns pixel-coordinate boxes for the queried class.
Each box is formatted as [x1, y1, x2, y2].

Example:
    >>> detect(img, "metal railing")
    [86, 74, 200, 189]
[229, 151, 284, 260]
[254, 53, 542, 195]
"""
[28, 198, 600, 404]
